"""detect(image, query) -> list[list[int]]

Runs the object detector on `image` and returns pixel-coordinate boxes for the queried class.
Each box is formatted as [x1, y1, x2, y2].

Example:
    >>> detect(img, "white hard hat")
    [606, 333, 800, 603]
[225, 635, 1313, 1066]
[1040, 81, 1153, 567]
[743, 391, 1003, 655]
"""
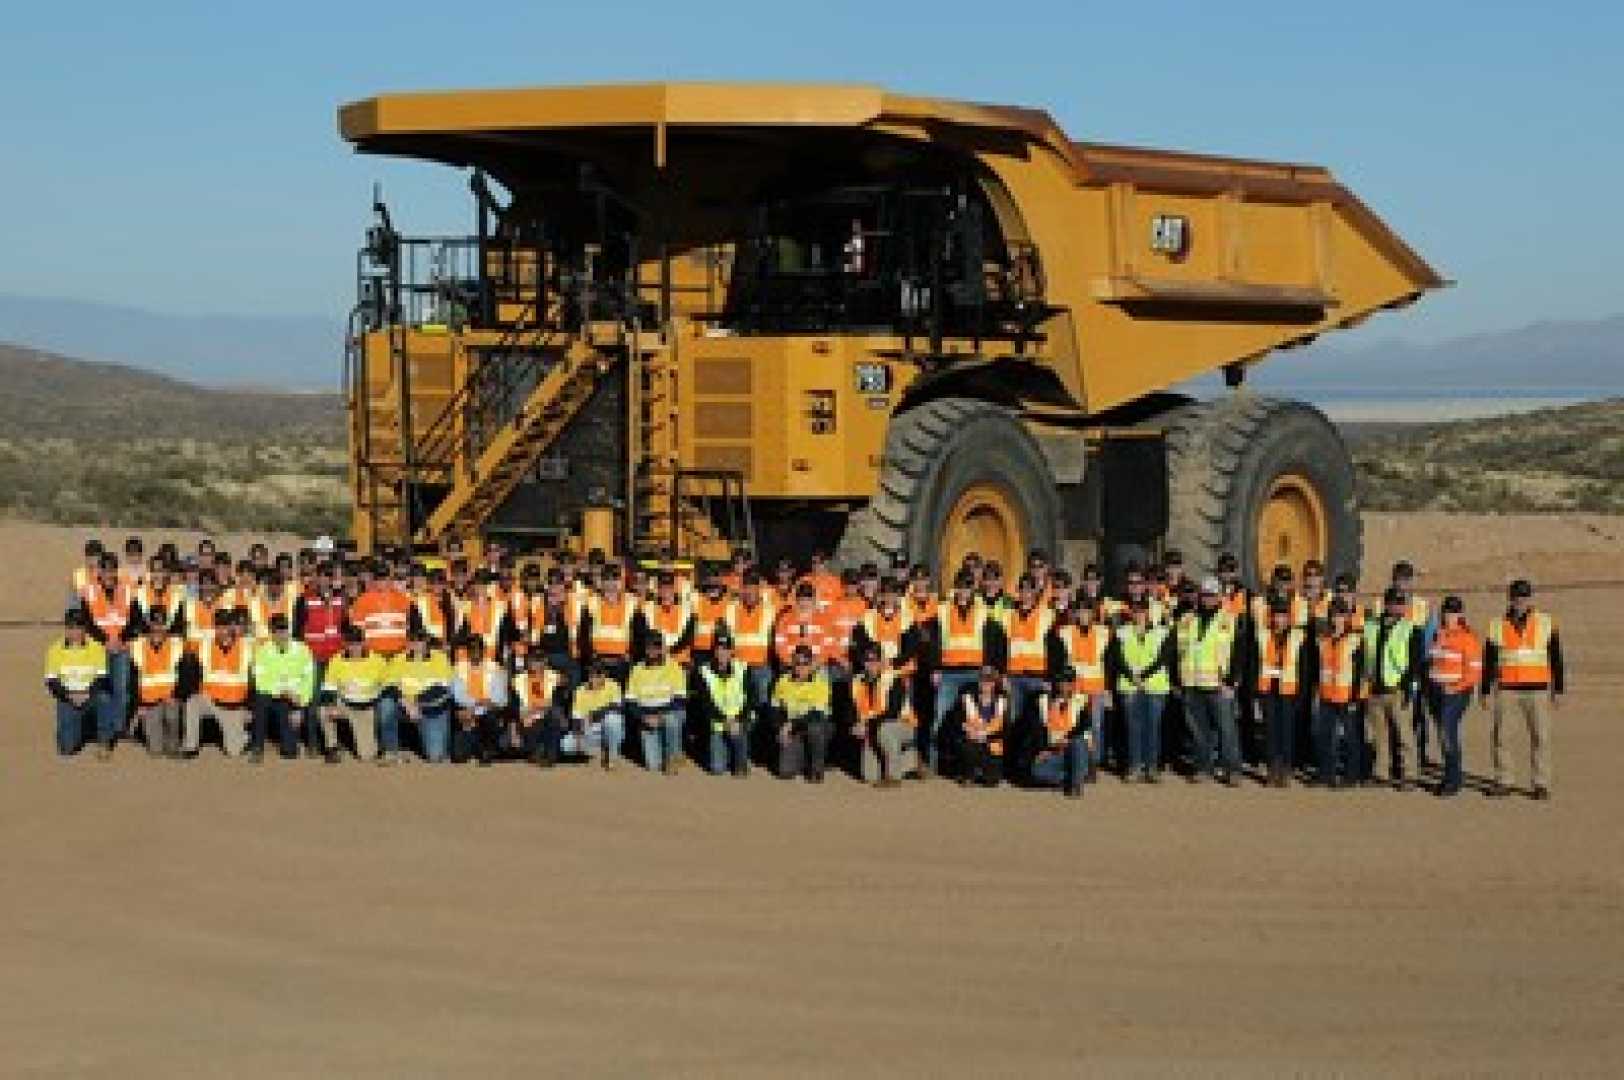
[313, 535, 336, 553]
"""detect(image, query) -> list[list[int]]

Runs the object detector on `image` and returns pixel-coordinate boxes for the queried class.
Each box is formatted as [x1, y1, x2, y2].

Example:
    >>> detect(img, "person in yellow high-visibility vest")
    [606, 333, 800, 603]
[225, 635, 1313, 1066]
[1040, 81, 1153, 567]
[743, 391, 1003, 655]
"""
[44, 609, 114, 758]
[1176, 578, 1242, 785]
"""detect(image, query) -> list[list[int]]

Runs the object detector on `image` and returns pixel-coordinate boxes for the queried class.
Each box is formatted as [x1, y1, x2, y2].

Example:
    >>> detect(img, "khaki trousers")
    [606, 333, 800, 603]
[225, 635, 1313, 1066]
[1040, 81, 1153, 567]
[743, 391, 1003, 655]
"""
[183, 697, 250, 756]
[137, 701, 182, 756]
[1492, 688, 1552, 791]
[1365, 691, 1416, 783]
[861, 720, 917, 783]
[321, 703, 379, 761]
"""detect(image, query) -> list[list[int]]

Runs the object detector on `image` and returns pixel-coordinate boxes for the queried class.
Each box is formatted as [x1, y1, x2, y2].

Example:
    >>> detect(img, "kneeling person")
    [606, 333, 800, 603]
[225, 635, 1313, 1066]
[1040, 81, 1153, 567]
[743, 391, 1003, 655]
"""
[185, 611, 255, 758]
[1031, 667, 1090, 798]
[699, 632, 751, 776]
[772, 644, 834, 782]
[852, 644, 914, 787]
[451, 635, 509, 765]
[626, 635, 687, 774]
[514, 651, 568, 766]
[44, 609, 115, 759]
[130, 612, 185, 758]
[387, 628, 454, 762]
[249, 614, 317, 763]
[320, 626, 390, 764]
[571, 659, 626, 769]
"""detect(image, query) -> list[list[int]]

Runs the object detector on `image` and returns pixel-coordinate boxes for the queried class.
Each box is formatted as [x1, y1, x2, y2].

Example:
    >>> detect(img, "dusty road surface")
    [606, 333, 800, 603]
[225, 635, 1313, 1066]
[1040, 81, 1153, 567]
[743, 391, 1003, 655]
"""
[2, 517, 1621, 1076]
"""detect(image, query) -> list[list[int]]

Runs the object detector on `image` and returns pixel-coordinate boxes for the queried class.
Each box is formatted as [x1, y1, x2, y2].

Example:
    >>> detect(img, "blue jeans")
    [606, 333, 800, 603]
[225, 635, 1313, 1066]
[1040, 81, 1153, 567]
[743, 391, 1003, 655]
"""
[1184, 689, 1240, 776]
[106, 651, 132, 734]
[579, 708, 626, 764]
[709, 724, 750, 774]
[251, 695, 307, 757]
[377, 691, 402, 754]
[1086, 693, 1108, 765]
[56, 692, 115, 754]
[932, 671, 980, 769]
[380, 697, 449, 761]
[1122, 691, 1166, 773]
[1260, 694, 1297, 771]
[1314, 702, 1359, 784]
[1437, 691, 1469, 791]
[635, 702, 686, 770]
[1030, 736, 1088, 791]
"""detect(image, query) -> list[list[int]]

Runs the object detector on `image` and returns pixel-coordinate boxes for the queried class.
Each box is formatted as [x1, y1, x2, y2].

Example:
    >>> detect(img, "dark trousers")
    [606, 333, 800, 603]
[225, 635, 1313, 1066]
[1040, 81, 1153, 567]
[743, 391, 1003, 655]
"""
[1437, 691, 1469, 791]
[778, 714, 833, 779]
[451, 710, 504, 763]
[251, 695, 307, 757]
[1260, 693, 1296, 771]
[960, 739, 1002, 786]
[1314, 702, 1359, 784]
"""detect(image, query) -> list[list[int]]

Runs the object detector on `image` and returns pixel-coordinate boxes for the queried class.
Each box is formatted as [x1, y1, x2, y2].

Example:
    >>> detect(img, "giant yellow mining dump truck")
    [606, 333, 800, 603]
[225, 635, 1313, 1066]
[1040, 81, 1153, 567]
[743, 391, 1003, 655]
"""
[338, 83, 1442, 583]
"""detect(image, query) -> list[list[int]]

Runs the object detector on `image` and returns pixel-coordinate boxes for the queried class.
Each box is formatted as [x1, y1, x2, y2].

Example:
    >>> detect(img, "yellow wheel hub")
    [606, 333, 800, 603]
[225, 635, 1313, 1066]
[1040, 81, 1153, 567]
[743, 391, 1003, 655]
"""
[1256, 473, 1328, 575]
[940, 483, 1026, 576]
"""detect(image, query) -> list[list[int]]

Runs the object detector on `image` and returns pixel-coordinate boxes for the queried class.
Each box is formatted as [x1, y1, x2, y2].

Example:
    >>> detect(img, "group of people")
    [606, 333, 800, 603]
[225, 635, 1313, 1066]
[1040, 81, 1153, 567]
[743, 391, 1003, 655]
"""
[43, 533, 1566, 800]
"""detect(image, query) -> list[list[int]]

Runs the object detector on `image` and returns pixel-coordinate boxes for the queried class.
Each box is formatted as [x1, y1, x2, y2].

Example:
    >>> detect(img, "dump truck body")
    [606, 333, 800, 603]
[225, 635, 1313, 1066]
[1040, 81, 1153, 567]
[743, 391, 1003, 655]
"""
[338, 83, 1442, 581]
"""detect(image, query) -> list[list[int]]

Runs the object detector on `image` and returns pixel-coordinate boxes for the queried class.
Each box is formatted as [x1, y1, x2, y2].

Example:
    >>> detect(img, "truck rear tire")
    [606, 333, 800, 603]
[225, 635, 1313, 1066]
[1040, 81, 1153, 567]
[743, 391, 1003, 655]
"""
[835, 397, 1062, 578]
[1163, 394, 1361, 587]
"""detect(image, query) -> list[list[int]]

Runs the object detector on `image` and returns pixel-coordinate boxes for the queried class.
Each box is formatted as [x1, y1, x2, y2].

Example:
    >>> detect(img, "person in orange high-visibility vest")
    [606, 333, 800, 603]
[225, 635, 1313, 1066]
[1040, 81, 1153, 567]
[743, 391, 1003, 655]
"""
[772, 584, 838, 669]
[930, 572, 1008, 776]
[690, 574, 731, 666]
[1048, 595, 1111, 776]
[800, 550, 843, 611]
[825, 570, 869, 675]
[69, 538, 104, 608]
[1030, 667, 1090, 798]
[1313, 600, 1364, 788]
[1244, 596, 1313, 788]
[1428, 594, 1483, 797]
[350, 569, 412, 658]
[635, 571, 695, 666]
[580, 567, 637, 682]
[82, 552, 138, 738]
[183, 610, 254, 758]
[723, 570, 778, 728]
[850, 643, 915, 787]
[1002, 574, 1054, 770]
[956, 664, 1008, 787]
[1481, 579, 1564, 800]
[130, 613, 186, 757]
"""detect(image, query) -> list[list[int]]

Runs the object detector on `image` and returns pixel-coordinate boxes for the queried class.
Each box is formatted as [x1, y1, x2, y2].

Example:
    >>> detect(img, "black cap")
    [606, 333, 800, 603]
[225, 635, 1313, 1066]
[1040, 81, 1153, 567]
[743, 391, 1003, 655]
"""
[1128, 596, 1149, 612]
[713, 631, 734, 650]
[1383, 587, 1407, 607]
[268, 613, 290, 633]
[63, 608, 87, 628]
[1268, 597, 1290, 616]
[1509, 579, 1533, 599]
[1393, 560, 1415, 579]
[1163, 548, 1183, 566]
[861, 643, 882, 663]
[83, 539, 104, 557]
[795, 582, 816, 599]
[1329, 599, 1351, 617]
[792, 643, 814, 662]
[1056, 665, 1077, 683]
[952, 570, 975, 590]
[343, 624, 365, 643]
[1442, 595, 1464, 614]
[1216, 552, 1239, 573]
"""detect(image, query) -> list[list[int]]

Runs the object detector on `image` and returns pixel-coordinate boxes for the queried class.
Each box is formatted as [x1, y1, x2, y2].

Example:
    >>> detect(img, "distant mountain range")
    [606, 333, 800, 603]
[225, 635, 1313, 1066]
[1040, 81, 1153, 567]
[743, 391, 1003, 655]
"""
[0, 292, 1619, 396]
[0, 294, 339, 391]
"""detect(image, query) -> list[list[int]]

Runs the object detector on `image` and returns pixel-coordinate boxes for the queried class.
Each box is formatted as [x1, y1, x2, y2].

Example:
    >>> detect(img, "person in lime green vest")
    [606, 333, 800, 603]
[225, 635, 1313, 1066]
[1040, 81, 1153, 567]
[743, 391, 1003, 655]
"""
[1107, 596, 1176, 782]
[249, 613, 316, 763]
[699, 631, 751, 776]
[1175, 578, 1241, 785]
[1360, 587, 1422, 789]
[44, 609, 115, 758]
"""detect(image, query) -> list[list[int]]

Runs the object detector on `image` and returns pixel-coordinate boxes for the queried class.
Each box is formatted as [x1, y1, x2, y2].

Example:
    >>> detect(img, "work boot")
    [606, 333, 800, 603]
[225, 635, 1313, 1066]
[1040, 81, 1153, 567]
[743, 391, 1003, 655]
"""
[1532, 786, 1552, 802]
[602, 757, 618, 772]
[1063, 783, 1082, 799]
[246, 748, 264, 765]
[324, 749, 341, 765]
[1487, 782, 1509, 798]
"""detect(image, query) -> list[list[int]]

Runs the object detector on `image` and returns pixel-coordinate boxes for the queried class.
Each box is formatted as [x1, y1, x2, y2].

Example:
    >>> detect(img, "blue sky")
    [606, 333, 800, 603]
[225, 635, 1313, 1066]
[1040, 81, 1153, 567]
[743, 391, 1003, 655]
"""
[2, 1, 1619, 344]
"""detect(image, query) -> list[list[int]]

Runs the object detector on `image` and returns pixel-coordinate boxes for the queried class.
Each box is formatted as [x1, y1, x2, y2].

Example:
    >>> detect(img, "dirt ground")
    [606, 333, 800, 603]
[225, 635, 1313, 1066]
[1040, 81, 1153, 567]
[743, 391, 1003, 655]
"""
[2, 515, 1621, 1076]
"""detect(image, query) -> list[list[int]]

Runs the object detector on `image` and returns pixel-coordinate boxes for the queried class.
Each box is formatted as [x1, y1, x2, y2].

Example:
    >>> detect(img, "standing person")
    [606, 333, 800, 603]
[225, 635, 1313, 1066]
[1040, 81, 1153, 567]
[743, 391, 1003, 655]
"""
[851, 643, 914, 787]
[1002, 574, 1054, 771]
[690, 573, 731, 671]
[635, 571, 695, 667]
[83, 553, 138, 739]
[1314, 601, 1365, 788]
[294, 562, 347, 756]
[1109, 597, 1175, 782]
[1176, 578, 1242, 784]
[136, 558, 186, 637]
[1391, 560, 1438, 766]
[1246, 597, 1313, 788]
[184, 611, 254, 759]
[319, 626, 390, 765]
[44, 610, 114, 759]
[956, 665, 1008, 787]
[534, 570, 580, 686]
[349, 565, 413, 660]
[579, 566, 637, 684]
[130, 610, 185, 757]
[1482, 579, 1564, 800]
[723, 570, 779, 738]
[1427, 596, 1483, 797]
[512, 650, 567, 767]
[248, 614, 317, 763]
[772, 644, 834, 782]
[70, 539, 105, 606]
[626, 635, 688, 774]
[699, 632, 751, 776]
[929, 571, 1006, 776]
[1049, 599, 1110, 777]
[1031, 668, 1090, 798]
[801, 550, 842, 609]
[571, 659, 627, 770]
[1361, 587, 1423, 790]
[450, 635, 510, 766]
[387, 627, 455, 763]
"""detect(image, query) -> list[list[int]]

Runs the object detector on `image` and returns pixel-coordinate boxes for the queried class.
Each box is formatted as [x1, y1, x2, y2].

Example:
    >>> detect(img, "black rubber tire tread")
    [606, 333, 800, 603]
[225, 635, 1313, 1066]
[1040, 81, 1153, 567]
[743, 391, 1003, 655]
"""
[1162, 394, 1362, 588]
[834, 397, 1060, 574]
